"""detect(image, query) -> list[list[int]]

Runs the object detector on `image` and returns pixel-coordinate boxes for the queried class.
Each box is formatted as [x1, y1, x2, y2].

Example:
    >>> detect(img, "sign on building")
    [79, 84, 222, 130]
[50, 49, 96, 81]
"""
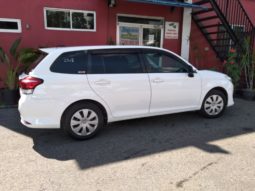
[165, 22, 179, 39]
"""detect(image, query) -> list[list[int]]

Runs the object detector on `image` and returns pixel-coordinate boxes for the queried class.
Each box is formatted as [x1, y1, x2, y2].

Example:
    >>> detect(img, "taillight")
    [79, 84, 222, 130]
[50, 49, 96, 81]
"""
[19, 76, 44, 94]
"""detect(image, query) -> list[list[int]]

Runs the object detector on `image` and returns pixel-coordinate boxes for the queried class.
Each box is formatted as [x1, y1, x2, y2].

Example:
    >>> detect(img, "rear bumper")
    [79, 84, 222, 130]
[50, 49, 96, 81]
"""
[18, 95, 61, 129]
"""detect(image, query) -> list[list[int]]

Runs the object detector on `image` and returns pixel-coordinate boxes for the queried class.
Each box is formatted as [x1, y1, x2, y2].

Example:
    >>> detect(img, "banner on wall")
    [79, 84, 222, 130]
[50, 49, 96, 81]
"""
[165, 22, 179, 39]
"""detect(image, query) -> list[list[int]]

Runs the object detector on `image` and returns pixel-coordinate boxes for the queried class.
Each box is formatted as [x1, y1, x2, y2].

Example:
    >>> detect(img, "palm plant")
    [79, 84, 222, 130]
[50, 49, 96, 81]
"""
[240, 37, 255, 90]
[0, 38, 40, 90]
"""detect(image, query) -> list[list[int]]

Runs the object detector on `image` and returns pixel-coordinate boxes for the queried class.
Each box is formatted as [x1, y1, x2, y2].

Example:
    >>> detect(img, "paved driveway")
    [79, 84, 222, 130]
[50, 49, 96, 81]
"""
[0, 99, 255, 191]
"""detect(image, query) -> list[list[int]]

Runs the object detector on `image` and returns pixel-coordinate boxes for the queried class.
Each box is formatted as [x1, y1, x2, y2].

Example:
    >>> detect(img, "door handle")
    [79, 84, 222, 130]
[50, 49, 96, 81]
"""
[152, 78, 164, 83]
[94, 79, 111, 86]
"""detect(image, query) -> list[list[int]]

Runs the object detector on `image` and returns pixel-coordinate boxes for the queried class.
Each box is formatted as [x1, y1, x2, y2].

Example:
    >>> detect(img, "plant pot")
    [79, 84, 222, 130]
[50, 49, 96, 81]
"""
[2, 89, 20, 105]
[234, 89, 243, 98]
[241, 89, 255, 101]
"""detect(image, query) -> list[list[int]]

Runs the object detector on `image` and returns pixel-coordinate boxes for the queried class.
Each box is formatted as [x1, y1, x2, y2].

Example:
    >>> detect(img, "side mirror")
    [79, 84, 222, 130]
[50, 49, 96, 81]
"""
[187, 65, 195, 78]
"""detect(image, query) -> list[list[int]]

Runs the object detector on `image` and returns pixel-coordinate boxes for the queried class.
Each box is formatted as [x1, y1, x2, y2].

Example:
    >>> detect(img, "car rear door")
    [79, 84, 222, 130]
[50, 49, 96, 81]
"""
[87, 49, 151, 118]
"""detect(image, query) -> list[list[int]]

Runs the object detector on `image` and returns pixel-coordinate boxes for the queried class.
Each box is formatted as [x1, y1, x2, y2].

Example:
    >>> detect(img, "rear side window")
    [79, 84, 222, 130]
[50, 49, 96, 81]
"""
[25, 52, 47, 74]
[89, 53, 143, 74]
[50, 51, 87, 74]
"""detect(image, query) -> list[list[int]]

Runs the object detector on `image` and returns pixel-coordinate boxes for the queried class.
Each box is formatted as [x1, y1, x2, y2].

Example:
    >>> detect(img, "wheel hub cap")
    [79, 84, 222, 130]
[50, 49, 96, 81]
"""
[204, 95, 224, 116]
[70, 109, 99, 136]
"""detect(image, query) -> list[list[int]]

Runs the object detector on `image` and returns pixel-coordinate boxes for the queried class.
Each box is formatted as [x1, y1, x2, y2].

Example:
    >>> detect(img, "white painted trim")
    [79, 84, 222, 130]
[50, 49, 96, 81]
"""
[181, 0, 192, 61]
[44, 7, 96, 32]
[0, 18, 22, 33]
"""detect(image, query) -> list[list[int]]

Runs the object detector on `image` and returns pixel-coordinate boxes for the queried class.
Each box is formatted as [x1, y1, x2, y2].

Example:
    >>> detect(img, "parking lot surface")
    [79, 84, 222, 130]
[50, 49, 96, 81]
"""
[0, 98, 255, 191]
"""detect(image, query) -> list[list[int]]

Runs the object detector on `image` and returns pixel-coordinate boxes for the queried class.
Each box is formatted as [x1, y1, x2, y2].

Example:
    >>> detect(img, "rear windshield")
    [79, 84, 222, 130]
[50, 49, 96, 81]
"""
[25, 52, 48, 74]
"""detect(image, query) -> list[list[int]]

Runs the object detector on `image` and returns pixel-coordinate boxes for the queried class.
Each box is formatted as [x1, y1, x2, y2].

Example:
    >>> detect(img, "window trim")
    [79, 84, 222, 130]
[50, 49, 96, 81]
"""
[141, 49, 191, 73]
[87, 49, 146, 74]
[44, 7, 96, 32]
[0, 18, 22, 33]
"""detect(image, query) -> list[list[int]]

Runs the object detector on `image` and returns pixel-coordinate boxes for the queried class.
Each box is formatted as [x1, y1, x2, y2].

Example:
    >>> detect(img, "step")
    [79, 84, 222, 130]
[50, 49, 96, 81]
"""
[214, 44, 233, 48]
[195, 16, 218, 22]
[195, 0, 210, 5]
[192, 8, 214, 15]
[211, 38, 231, 41]
[204, 31, 227, 35]
[200, 24, 220, 29]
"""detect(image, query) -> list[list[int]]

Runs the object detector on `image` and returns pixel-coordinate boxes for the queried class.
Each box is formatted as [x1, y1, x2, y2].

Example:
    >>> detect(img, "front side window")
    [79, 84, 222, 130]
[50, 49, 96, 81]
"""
[50, 51, 87, 74]
[90, 53, 143, 74]
[143, 51, 189, 73]
[45, 8, 96, 31]
[0, 18, 21, 33]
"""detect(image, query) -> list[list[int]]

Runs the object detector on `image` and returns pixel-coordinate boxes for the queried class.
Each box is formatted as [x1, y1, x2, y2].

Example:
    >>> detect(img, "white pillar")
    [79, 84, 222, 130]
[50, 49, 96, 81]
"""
[181, 0, 192, 61]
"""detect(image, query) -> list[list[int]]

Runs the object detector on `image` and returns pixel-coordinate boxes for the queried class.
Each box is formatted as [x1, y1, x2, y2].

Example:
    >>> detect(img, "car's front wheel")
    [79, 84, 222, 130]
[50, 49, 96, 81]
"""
[61, 103, 104, 140]
[200, 90, 227, 118]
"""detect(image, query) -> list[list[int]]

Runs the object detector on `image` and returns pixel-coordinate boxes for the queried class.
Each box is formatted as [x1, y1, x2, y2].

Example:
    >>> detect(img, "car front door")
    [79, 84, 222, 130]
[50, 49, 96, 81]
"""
[87, 49, 151, 118]
[142, 49, 202, 113]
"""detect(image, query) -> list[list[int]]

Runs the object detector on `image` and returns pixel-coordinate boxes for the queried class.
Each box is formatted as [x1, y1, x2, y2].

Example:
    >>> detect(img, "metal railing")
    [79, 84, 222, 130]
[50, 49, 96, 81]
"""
[214, 0, 254, 53]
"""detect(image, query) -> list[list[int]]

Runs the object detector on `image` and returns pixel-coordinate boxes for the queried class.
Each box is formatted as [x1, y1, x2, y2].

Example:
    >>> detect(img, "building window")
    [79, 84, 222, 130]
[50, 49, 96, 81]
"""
[44, 8, 96, 32]
[0, 18, 21, 33]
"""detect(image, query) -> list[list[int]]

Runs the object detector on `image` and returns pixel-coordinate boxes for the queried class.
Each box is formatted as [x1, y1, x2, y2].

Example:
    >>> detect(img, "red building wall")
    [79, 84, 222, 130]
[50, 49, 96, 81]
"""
[0, 0, 183, 88]
[189, 0, 255, 70]
[241, 0, 255, 26]
[0, 0, 109, 48]
[0, 0, 109, 87]
[189, 21, 223, 70]
[241, 0, 255, 48]
[0, 0, 254, 88]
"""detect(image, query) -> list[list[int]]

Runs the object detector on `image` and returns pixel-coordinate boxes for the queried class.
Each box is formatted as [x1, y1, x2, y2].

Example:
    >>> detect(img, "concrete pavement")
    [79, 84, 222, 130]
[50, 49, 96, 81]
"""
[0, 98, 254, 191]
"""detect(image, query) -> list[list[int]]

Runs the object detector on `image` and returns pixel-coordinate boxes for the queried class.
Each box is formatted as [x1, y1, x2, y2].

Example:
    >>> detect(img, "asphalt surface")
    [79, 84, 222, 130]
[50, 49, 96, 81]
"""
[0, 98, 255, 191]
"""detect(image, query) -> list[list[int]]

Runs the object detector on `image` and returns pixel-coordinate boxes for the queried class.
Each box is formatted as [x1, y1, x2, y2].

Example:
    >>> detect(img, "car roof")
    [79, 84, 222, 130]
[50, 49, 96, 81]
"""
[39, 45, 163, 54]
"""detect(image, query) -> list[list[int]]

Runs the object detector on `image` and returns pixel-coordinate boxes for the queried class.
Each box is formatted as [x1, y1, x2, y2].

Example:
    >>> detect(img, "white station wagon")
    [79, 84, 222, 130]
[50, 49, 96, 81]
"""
[19, 46, 234, 140]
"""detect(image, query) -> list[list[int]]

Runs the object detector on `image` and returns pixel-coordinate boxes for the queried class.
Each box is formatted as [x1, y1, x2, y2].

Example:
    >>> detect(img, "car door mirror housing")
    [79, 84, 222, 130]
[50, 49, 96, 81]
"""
[187, 65, 195, 78]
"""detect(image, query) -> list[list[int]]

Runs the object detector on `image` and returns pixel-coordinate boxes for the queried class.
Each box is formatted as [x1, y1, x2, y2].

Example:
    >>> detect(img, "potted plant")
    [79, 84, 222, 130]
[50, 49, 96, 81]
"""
[223, 48, 241, 88]
[240, 37, 255, 100]
[0, 38, 40, 105]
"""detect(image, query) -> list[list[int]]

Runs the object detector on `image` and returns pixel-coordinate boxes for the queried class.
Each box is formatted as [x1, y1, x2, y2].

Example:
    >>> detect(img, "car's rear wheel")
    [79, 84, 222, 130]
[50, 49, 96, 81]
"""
[200, 90, 227, 118]
[61, 103, 104, 140]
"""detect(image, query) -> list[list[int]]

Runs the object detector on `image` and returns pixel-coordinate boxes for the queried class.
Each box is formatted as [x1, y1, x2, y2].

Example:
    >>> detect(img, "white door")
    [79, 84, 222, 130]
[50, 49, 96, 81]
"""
[87, 49, 151, 118]
[117, 22, 163, 47]
[142, 49, 202, 113]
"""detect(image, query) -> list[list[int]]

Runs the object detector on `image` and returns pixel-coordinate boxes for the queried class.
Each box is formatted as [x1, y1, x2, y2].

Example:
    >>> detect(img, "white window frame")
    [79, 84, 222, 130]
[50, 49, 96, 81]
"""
[44, 7, 96, 32]
[0, 18, 22, 33]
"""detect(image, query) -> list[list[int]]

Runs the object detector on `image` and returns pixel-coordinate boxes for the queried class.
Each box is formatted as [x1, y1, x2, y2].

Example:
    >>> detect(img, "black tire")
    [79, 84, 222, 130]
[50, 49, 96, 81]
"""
[200, 90, 227, 118]
[61, 102, 104, 140]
